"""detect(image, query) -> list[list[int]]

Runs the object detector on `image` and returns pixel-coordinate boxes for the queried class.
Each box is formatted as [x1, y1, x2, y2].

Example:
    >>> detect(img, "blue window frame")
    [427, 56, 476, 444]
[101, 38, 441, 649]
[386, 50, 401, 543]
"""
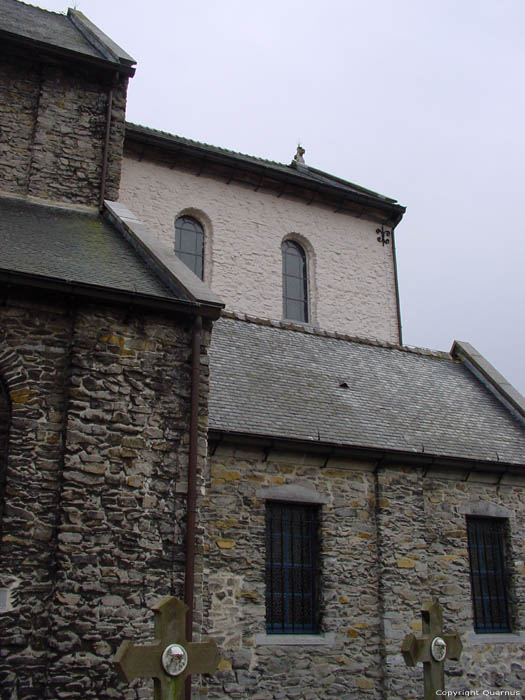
[175, 215, 204, 280]
[265, 501, 319, 634]
[467, 517, 511, 633]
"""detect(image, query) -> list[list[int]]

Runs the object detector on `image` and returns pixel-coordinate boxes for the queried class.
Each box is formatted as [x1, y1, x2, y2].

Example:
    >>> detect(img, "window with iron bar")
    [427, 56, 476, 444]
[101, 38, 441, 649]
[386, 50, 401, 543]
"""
[265, 501, 319, 634]
[466, 516, 511, 633]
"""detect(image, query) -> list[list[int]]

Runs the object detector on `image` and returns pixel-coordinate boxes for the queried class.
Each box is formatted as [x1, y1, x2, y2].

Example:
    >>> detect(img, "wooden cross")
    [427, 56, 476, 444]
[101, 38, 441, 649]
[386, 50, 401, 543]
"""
[401, 599, 462, 700]
[114, 597, 220, 700]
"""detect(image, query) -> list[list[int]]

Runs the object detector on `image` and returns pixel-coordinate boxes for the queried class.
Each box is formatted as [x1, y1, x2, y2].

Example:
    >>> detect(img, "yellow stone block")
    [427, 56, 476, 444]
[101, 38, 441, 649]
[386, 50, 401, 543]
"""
[397, 558, 415, 568]
[99, 333, 124, 347]
[216, 539, 235, 549]
[410, 620, 422, 633]
[358, 532, 372, 539]
[246, 473, 265, 482]
[10, 389, 36, 404]
[347, 628, 359, 638]
[356, 677, 374, 690]
[218, 471, 241, 481]
[269, 476, 285, 485]
[339, 595, 349, 604]
[324, 469, 346, 479]
[212, 519, 238, 529]
[217, 659, 232, 671]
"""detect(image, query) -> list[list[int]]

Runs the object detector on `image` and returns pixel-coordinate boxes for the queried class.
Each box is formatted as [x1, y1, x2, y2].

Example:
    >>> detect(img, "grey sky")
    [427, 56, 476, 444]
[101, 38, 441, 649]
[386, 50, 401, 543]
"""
[33, 0, 525, 394]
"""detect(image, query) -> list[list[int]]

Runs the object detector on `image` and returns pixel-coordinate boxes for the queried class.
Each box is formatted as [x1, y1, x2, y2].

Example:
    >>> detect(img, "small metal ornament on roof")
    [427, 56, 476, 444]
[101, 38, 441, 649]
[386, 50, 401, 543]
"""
[401, 599, 463, 700]
[114, 597, 220, 700]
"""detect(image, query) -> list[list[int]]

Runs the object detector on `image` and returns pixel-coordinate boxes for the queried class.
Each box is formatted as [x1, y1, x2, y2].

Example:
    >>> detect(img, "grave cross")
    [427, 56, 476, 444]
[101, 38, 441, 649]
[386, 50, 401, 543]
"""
[114, 597, 220, 700]
[401, 599, 462, 700]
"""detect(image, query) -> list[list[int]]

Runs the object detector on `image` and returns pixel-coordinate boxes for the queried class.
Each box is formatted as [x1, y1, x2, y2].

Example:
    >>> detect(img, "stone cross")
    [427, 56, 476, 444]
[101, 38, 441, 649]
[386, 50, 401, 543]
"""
[114, 597, 220, 700]
[401, 599, 462, 700]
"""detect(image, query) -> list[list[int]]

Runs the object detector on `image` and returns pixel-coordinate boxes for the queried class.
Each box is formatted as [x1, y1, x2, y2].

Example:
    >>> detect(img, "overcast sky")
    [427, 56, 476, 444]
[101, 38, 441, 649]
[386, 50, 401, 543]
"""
[33, 0, 525, 395]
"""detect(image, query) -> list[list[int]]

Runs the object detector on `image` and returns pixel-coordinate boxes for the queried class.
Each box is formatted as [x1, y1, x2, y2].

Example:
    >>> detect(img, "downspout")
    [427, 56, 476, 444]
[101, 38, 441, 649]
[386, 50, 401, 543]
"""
[390, 226, 403, 345]
[184, 315, 202, 700]
[99, 74, 117, 211]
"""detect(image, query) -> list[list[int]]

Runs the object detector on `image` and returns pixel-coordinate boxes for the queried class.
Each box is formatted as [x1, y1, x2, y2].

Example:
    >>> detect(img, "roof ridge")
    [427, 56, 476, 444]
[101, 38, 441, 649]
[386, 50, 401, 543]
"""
[219, 310, 453, 360]
[10, 0, 65, 17]
[126, 122, 287, 169]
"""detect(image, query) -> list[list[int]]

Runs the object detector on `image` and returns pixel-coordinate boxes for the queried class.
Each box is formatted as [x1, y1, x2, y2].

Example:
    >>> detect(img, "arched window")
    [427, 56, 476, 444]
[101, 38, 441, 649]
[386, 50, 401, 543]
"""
[175, 215, 204, 280]
[282, 240, 308, 323]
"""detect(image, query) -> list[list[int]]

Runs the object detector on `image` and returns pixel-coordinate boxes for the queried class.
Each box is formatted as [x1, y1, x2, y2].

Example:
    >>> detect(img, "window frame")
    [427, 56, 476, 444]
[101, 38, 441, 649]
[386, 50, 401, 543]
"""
[174, 215, 205, 280]
[466, 516, 511, 634]
[265, 500, 319, 635]
[281, 239, 309, 323]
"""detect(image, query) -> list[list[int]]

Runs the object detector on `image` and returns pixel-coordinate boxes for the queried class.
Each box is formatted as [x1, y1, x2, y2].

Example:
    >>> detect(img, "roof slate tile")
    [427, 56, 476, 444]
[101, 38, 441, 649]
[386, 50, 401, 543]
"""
[209, 317, 525, 465]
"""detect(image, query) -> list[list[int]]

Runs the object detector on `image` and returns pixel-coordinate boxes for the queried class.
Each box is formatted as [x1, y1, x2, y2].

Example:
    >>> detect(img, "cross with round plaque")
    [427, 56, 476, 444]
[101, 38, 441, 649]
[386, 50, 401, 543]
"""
[401, 600, 462, 699]
[114, 597, 220, 700]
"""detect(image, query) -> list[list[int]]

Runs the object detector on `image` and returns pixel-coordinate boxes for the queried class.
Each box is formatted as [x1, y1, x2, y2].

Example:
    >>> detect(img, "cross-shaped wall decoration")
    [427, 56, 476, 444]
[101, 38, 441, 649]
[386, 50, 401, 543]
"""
[401, 599, 462, 700]
[114, 597, 220, 700]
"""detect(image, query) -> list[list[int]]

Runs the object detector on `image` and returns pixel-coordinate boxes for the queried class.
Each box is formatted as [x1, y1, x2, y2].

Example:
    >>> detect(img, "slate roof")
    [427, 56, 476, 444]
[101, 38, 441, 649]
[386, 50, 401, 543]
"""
[209, 316, 525, 466]
[0, 196, 187, 302]
[125, 123, 405, 218]
[0, 0, 135, 73]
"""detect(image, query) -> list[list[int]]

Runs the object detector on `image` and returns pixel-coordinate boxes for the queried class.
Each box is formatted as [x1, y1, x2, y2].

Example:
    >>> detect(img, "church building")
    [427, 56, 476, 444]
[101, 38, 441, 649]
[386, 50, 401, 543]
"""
[0, 2, 524, 699]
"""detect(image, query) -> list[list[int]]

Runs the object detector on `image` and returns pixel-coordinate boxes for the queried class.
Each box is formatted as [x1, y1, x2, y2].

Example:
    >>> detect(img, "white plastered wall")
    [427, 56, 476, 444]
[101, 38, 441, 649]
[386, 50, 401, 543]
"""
[120, 155, 400, 343]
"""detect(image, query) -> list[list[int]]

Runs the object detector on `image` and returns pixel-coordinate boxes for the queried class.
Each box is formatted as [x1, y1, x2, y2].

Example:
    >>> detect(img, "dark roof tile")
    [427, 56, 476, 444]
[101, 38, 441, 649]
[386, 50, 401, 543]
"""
[209, 317, 525, 465]
[0, 195, 187, 302]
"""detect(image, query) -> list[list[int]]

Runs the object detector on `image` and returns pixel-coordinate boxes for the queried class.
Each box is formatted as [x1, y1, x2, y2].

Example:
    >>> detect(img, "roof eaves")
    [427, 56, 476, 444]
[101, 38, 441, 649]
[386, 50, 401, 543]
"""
[208, 428, 525, 474]
[124, 123, 406, 219]
[451, 340, 525, 426]
[0, 267, 201, 316]
[104, 200, 224, 317]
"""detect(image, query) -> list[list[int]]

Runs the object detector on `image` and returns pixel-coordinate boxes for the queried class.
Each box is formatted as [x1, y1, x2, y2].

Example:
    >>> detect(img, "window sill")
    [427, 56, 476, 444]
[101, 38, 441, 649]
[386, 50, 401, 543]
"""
[255, 632, 335, 647]
[466, 631, 525, 645]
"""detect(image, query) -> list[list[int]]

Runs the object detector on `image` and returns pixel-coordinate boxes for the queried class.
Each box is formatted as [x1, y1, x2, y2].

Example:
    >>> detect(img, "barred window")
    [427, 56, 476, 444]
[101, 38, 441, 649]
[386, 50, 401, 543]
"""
[175, 215, 204, 280]
[467, 517, 511, 633]
[265, 502, 319, 634]
[282, 240, 308, 323]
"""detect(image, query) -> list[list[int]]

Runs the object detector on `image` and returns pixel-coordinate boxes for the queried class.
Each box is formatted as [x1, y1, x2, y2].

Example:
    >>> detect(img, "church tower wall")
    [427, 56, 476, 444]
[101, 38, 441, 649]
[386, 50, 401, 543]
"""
[120, 153, 401, 343]
[0, 49, 128, 207]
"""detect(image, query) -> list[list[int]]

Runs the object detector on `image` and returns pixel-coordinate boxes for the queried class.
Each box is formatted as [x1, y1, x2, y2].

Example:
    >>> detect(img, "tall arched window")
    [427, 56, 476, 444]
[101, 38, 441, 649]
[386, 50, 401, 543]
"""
[175, 215, 204, 280]
[282, 240, 309, 323]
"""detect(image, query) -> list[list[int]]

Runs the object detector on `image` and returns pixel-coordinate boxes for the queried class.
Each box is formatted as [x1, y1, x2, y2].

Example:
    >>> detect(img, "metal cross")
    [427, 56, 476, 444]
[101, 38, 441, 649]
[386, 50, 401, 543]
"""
[401, 599, 463, 700]
[114, 597, 220, 700]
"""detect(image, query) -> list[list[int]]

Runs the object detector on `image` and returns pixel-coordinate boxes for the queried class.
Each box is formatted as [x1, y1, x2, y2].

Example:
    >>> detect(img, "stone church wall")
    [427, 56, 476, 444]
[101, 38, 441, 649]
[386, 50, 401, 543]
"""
[120, 155, 400, 343]
[199, 444, 525, 699]
[0, 292, 211, 699]
[0, 50, 127, 206]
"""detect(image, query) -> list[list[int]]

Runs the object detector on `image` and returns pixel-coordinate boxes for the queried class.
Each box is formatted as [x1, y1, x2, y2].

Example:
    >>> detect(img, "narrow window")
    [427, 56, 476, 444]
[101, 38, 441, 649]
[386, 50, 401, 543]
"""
[282, 240, 308, 323]
[265, 501, 319, 634]
[467, 517, 511, 633]
[175, 215, 204, 280]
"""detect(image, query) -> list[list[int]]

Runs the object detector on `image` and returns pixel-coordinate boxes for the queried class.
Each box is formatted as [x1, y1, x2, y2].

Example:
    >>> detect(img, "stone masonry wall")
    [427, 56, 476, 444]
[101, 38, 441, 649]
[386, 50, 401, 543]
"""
[0, 292, 211, 699]
[0, 50, 127, 206]
[201, 445, 525, 699]
[120, 154, 400, 343]
[199, 445, 385, 700]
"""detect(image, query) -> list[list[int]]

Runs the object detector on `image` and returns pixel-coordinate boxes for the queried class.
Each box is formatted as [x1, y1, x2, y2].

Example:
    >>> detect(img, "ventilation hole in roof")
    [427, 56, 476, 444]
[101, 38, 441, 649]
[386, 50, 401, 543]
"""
[339, 381, 349, 389]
